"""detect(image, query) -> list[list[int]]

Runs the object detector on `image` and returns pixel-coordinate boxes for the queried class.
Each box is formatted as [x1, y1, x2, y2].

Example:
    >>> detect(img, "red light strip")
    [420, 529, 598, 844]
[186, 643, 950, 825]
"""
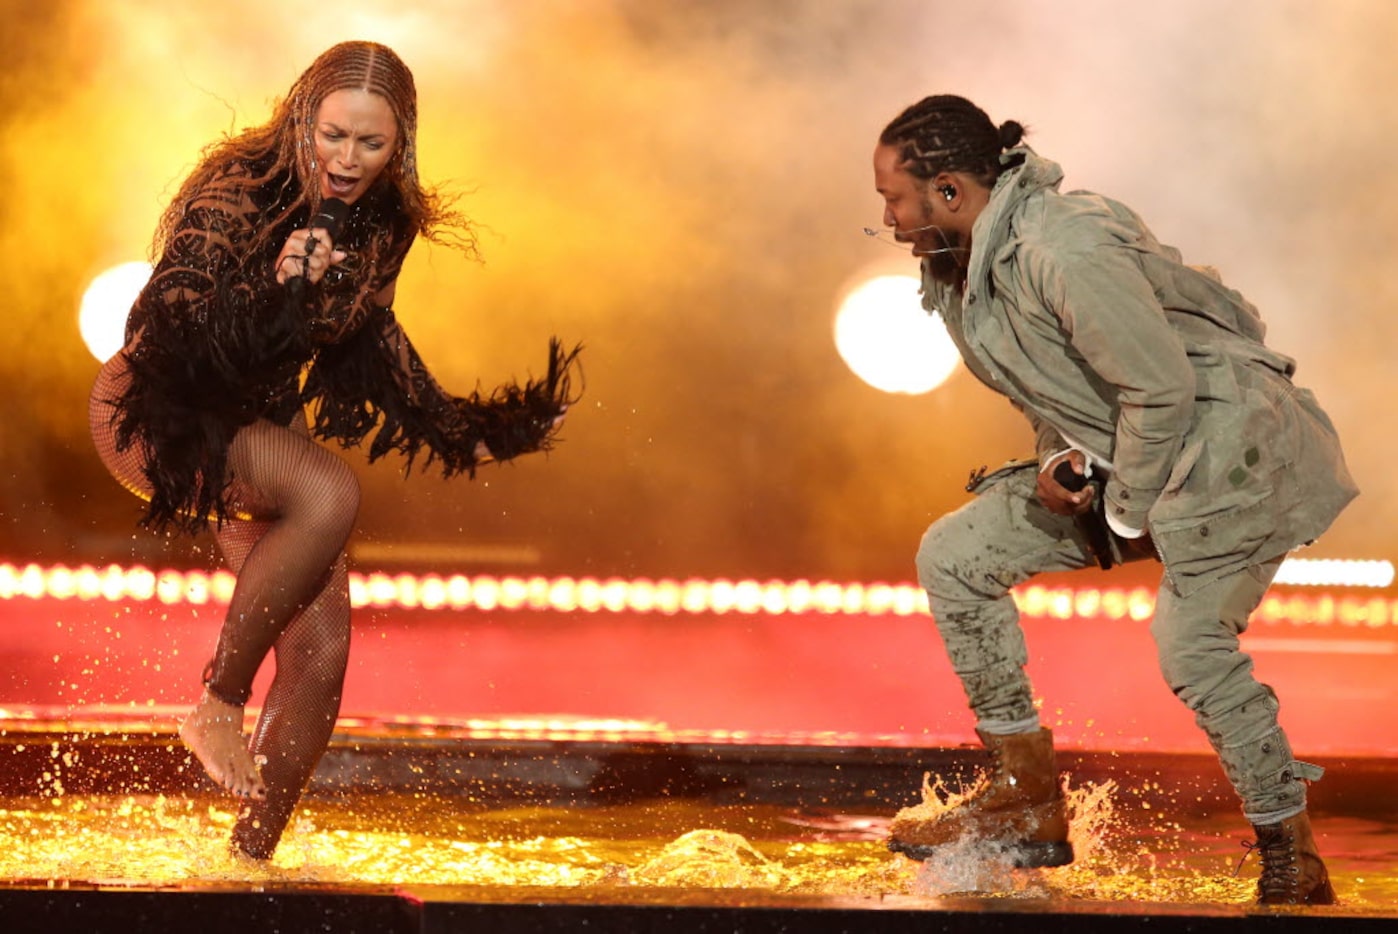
[1, 561, 1395, 626]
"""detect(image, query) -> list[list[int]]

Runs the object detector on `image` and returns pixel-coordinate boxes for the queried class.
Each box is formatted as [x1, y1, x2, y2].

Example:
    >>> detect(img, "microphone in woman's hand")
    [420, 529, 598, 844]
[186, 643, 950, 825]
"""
[310, 198, 349, 240]
[287, 198, 350, 306]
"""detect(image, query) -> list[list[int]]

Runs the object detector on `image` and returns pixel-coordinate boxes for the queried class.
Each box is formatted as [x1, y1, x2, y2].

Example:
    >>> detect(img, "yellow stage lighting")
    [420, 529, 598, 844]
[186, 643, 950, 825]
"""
[833, 273, 959, 395]
[78, 261, 151, 363]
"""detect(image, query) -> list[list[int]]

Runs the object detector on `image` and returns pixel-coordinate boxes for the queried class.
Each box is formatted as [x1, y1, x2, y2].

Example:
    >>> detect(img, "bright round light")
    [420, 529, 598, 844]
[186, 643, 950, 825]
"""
[833, 274, 960, 395]
[78, 261, 151, 363]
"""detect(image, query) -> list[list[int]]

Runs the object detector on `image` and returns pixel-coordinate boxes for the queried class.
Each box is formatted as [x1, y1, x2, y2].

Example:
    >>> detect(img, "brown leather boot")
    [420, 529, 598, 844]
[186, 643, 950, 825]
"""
[1249, 810, 1336, 905]
[887, 727, 1072, 868]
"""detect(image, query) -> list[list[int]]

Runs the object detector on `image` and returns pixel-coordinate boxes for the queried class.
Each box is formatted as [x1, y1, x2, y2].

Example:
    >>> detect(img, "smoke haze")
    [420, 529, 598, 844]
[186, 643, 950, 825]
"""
[2, 0, 1393, 581]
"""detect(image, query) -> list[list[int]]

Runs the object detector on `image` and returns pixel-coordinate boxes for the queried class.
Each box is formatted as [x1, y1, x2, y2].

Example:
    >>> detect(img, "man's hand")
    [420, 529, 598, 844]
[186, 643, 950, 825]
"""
[1038, 450, 1095, 517]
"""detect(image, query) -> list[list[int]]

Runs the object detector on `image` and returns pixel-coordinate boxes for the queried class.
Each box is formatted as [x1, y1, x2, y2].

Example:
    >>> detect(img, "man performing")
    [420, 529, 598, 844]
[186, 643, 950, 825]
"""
[872, 94, 1356, 905]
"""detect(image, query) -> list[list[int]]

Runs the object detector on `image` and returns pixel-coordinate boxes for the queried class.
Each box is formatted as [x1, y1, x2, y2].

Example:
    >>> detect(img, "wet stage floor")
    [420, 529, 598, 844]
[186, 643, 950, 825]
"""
[1, 716, 1396, 931]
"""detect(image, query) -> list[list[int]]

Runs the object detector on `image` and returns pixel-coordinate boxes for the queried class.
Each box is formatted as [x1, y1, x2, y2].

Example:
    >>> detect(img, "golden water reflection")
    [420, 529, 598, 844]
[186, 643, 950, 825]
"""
[4, 781, 1394, 910]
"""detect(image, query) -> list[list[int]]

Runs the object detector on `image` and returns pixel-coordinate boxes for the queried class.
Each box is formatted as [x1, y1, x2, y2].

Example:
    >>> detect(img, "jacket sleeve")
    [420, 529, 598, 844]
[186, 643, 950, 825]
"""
[1027, 238, 1196, 531]
[303, 303, 581, 475]
[1023, 406, 1068, 466]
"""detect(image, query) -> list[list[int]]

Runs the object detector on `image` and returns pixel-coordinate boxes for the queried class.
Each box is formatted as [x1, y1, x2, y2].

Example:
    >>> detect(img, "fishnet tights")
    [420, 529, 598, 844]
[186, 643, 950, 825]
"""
[90, 352, 358, 859]
[215, 520, 352, 860]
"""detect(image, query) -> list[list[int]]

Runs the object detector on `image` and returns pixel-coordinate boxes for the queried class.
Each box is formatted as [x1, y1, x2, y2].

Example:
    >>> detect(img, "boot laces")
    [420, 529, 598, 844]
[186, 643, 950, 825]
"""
[988, 744, 1005, 777]
[1237, 825, 1299, 900]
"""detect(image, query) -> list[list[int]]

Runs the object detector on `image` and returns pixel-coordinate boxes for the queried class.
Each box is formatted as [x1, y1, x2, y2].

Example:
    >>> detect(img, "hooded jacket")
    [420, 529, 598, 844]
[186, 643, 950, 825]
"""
[923, 149, 1357, 595]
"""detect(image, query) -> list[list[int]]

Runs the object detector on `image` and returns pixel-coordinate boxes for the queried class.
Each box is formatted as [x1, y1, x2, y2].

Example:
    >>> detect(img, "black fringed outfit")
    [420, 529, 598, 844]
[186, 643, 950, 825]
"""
[93, 156, 578, 536]
[87, 155, 578, 860]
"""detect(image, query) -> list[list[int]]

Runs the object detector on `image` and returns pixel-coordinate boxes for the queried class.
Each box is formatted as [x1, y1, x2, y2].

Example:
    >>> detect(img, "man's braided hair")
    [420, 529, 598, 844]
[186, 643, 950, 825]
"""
[879, 95, 1027, 188]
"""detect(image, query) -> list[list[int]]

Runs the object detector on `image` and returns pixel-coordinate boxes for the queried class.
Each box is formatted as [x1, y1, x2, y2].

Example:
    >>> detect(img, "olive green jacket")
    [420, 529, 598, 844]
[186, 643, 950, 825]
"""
[924, 149, 1357, 595]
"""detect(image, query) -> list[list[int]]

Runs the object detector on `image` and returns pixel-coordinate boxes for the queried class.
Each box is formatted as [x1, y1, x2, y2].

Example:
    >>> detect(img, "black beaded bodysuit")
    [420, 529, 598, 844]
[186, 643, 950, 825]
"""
[90, 155, 574, 536]
[86, 154, 576, 861]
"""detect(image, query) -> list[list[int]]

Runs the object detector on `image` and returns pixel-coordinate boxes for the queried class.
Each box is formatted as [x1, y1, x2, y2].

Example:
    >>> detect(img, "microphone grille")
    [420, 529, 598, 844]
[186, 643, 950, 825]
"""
[312, 197, 350, 237]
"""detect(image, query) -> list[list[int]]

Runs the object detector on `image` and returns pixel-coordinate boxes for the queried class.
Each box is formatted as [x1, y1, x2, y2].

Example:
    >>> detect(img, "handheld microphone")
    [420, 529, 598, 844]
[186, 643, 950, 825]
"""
[1052, 461, 1115, 571]
[286, 197, 349, 307]
[311, 197, 350, 238]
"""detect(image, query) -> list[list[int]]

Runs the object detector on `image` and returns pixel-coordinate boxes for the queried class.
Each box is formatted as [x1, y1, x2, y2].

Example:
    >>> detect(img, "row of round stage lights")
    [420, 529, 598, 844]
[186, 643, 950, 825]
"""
[3, 562, 1395, 628]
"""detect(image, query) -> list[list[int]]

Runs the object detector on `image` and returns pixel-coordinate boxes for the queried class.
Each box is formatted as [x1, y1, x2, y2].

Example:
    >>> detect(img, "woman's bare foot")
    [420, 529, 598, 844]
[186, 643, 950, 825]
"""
[179, 690, 267, 799]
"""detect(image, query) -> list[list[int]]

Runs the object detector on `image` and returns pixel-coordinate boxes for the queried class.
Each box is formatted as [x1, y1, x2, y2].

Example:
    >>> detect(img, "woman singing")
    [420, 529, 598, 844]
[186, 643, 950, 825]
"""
[88, 40, 578, 860]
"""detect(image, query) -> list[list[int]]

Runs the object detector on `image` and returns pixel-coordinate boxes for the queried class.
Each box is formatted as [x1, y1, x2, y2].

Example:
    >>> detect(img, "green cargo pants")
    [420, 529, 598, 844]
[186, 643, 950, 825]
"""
[915, 462, 1319, 824]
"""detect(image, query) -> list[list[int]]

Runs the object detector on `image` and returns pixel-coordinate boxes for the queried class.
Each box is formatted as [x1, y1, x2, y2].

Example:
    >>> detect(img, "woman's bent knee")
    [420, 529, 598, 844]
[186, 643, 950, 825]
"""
[303, 460, 360, 536]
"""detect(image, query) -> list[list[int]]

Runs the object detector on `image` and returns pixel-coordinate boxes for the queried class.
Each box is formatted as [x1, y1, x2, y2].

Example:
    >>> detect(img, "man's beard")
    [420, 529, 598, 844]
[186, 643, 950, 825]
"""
[920, 226, 966, 288]
[903, 195, 967, 288]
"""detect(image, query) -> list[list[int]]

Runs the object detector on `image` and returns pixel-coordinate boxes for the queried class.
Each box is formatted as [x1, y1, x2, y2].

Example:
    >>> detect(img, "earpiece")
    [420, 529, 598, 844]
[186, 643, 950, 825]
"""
[940, 186, 956, 202]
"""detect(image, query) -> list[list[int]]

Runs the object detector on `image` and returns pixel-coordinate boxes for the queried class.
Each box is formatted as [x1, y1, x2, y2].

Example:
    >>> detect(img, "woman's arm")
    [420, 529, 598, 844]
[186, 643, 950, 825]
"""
[303, 293, 580, 475]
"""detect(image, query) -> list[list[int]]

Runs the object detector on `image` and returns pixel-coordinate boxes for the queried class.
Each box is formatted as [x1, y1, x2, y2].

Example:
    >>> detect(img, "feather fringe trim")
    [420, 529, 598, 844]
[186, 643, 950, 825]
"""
[112, 280, 302, 536]
[304, 336, 583, 478]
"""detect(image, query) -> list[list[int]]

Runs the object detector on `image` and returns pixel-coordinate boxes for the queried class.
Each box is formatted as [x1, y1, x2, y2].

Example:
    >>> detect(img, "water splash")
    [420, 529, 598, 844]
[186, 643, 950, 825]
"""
[893, 770, 983, 827]
[0, 784, 1388, 907]
[632, 829, 790, 888]
[892, 770, 1269, 903]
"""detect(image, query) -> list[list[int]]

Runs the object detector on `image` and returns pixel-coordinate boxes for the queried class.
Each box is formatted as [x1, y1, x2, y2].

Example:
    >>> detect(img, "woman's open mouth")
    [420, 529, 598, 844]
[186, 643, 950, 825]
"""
[326, 173, 358, 198]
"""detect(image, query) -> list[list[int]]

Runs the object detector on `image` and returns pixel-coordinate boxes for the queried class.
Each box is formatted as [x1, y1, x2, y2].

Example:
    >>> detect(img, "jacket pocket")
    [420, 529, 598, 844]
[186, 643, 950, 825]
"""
[1148, 386, 1287, 595]
[1152, 482, 1275, 579]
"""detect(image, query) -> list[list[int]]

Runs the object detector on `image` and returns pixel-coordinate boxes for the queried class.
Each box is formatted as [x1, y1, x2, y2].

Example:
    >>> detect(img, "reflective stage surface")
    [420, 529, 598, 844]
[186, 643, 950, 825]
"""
[1, 716, 1395, 932]
[3, 575, 1396, 930]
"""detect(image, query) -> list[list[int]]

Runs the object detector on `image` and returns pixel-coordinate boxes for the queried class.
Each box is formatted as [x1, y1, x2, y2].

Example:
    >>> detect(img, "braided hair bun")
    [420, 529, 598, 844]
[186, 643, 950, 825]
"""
[880, 95, 1027, 187]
